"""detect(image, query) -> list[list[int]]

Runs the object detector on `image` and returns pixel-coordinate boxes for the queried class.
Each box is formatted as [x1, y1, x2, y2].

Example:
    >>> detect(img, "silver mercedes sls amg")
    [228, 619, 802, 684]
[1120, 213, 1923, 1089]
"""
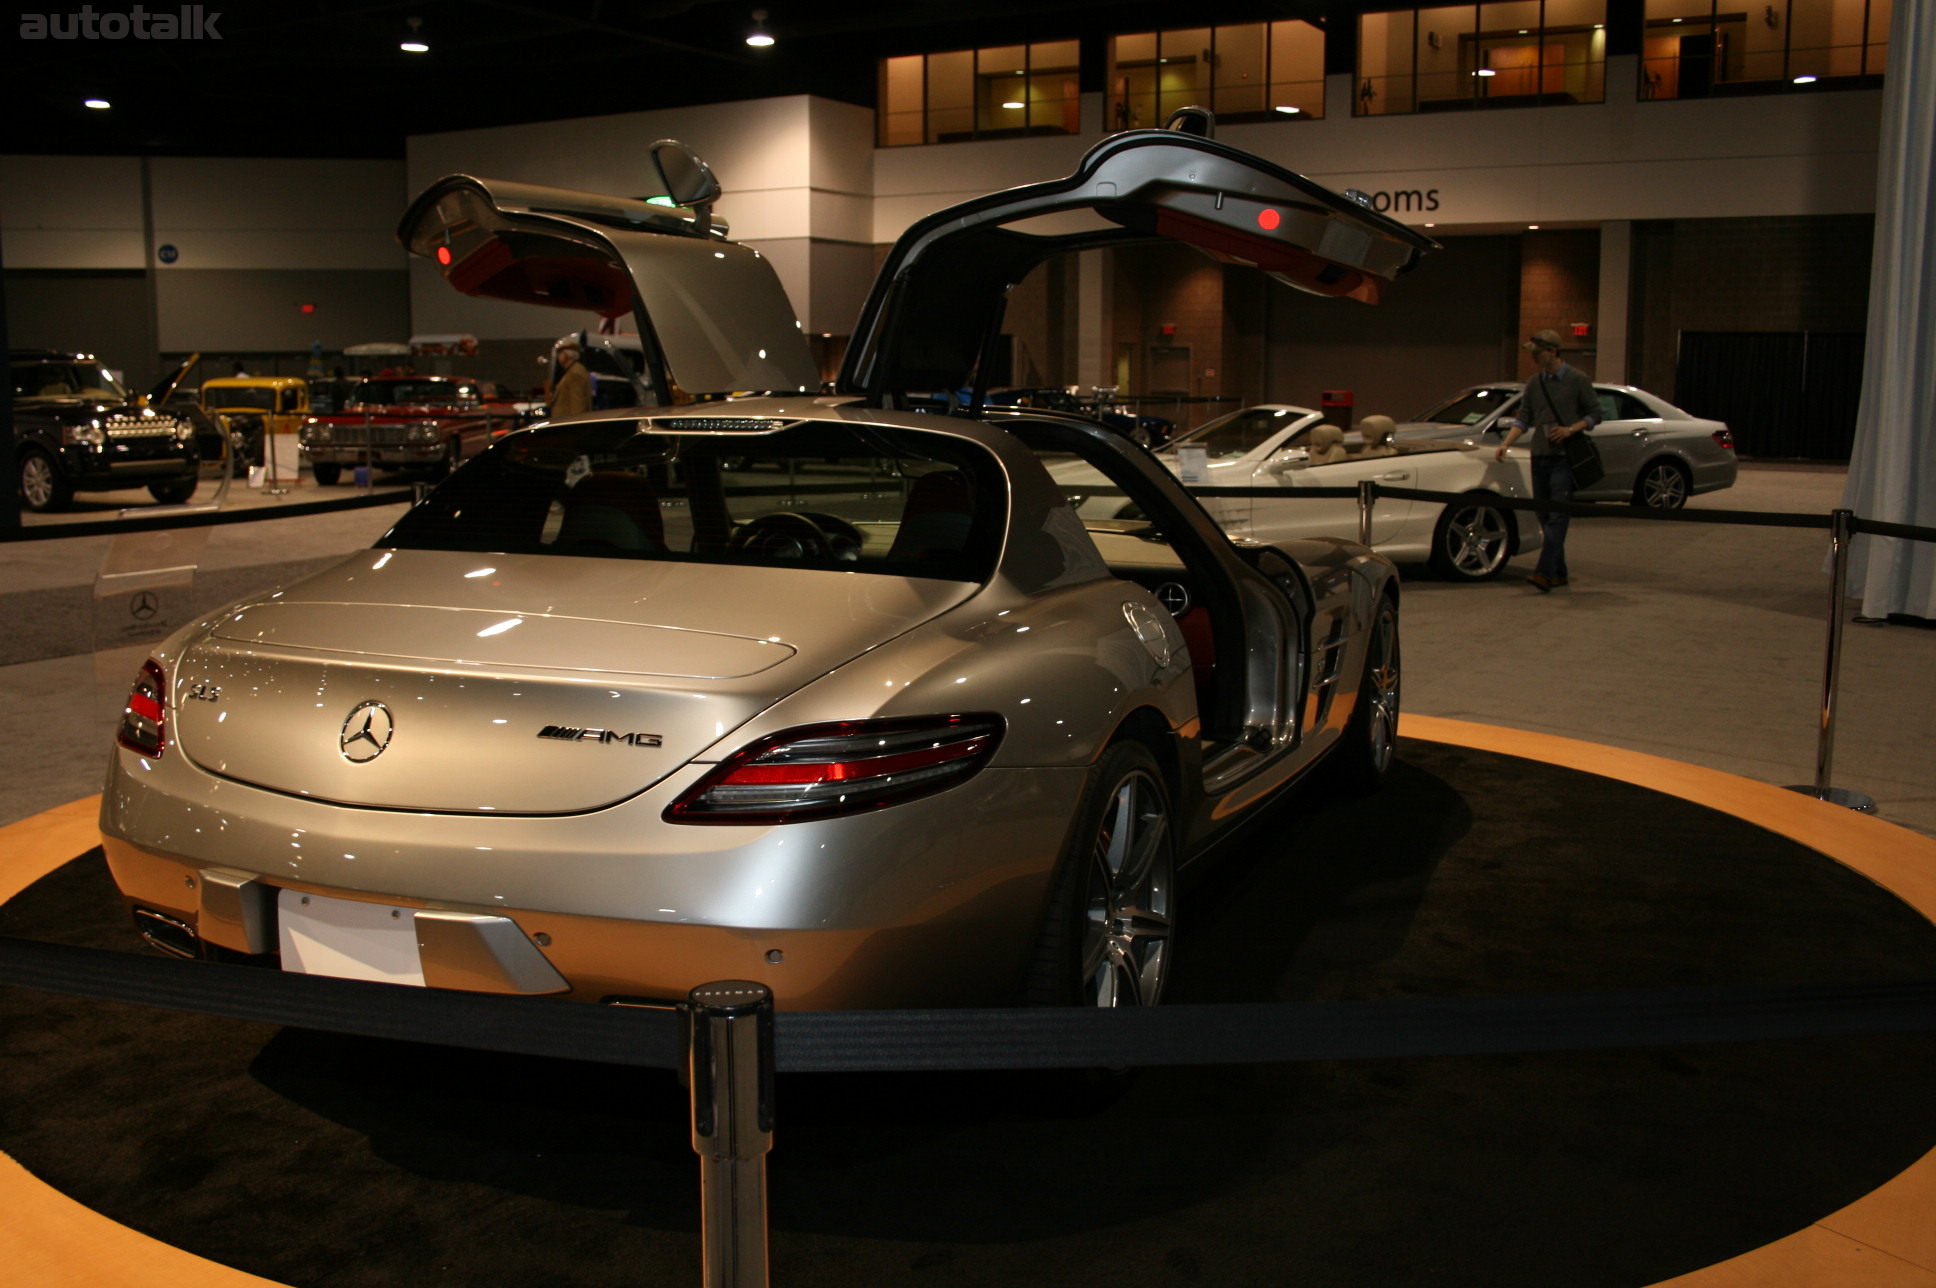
[101, 126, 1434, 1011]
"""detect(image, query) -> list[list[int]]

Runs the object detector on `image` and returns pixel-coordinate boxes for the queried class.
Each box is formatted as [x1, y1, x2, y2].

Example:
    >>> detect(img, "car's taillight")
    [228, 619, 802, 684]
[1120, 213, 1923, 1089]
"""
[1713, 428, 1735, 450]
[118, 659, 169, 758]
[665, 714, 1005, 825]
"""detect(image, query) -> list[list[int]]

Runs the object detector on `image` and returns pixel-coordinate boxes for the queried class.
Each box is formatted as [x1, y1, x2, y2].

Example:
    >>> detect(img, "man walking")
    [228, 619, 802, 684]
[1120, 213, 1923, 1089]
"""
[1495, 330, 1598, 591]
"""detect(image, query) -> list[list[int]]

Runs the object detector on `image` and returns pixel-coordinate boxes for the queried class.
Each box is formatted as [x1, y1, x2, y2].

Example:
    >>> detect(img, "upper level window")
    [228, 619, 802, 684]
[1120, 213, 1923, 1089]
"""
[1641, 0, 1888, 100]
[879, 41, 1081, 146]
[1108, 22, 1326, 129]
[1357, 2, 1608, 116]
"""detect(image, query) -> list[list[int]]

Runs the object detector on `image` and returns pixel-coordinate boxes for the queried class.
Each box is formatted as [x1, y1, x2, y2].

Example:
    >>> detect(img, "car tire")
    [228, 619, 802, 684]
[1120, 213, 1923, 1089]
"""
[1028, 740, 1175, 1010]
[1324, 593, 1400, 795]
[310, 463, 343, 486]
[148, 478, 198, 505]
[1634, 459, 1691, 509]
[1428, 495, 1513, 581]
[18, 449, 73, 513]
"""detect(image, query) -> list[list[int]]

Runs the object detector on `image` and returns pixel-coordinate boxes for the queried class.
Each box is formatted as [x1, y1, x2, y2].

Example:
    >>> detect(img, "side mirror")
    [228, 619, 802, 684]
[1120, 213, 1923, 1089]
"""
[649, 140, 721, 231]
[1266, 451, 1308, 477]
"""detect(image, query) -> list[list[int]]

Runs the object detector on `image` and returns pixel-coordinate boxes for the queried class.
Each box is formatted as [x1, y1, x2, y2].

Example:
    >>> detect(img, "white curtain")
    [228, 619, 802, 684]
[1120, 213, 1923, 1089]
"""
[1842, 0, 1936, 619]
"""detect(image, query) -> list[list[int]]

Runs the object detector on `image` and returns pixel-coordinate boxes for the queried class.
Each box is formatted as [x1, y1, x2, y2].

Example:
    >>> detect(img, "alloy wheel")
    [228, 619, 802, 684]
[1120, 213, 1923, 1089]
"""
[1638, 462, 1689, 509]
[1442, 502, 1510, 578]
[1363, 606, 1401, 774]
[20, 454, 56, 510]
[1078, 767, 1174, 1007]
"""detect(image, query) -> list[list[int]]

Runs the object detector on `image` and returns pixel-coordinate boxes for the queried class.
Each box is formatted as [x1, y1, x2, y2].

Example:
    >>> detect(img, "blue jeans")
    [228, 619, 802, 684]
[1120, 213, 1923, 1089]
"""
[1531, 454, 1574, 579]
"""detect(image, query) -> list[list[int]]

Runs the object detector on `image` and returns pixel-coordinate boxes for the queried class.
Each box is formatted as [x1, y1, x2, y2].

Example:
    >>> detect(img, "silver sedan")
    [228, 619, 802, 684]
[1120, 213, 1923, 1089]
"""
[1395, 382, 1738, 508]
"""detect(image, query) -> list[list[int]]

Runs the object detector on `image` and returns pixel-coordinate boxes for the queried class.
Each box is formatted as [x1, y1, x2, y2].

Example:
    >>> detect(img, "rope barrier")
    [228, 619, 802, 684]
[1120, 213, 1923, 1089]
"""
[4, 934, 1933, 1075]
[2, 490, 417, 544]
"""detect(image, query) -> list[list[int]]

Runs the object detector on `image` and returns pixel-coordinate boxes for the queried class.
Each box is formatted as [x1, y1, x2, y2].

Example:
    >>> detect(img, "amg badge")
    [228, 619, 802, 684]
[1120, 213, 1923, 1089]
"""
[537, 726, 663, 747]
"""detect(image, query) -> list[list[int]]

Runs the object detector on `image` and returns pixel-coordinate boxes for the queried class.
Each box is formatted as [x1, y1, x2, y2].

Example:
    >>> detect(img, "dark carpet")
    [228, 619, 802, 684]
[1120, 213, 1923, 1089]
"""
[5, 739, 1936, 1288]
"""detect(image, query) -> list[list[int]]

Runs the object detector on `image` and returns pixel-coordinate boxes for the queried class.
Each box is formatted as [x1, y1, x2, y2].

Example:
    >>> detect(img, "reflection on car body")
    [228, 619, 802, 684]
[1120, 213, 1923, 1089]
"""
[101, 125, 1433, 1013]
[11, 348, 200, 511]
[1396, 382, 1738, 509]
[300, 375, 521, 484]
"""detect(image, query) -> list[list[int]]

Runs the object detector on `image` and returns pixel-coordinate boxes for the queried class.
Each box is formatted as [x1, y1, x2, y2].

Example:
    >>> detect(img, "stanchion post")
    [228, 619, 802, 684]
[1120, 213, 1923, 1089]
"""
[687, 980, 775, 1288]
[1786, 507, 1875, 811]
[1358, 479, 1375, 548]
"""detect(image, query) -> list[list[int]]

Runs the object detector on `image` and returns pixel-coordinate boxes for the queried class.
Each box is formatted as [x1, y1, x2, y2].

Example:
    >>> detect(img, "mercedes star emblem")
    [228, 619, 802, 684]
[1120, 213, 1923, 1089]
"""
[339, 700, 395, 763]
[130, 590, 160, 622]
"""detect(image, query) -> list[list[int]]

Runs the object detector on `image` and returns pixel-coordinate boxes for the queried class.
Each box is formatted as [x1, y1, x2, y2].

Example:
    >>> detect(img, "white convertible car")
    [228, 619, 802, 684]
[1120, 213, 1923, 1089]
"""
[1052, 403, 1539, 582]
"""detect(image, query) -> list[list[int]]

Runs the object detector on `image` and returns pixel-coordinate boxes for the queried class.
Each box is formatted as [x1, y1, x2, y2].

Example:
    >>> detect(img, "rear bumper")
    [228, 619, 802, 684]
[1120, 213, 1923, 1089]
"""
[100, 755, 1085, 1010]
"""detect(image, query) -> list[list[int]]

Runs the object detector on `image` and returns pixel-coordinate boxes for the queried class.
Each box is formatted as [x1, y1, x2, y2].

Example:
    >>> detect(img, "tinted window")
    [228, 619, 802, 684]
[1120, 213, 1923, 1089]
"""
[383, 419, 1006, 584]
[14, 360, 128, 401]
[354, 379, 473, 405]
[207, 387, 278, 410]
[1598, 391, 1658, 421]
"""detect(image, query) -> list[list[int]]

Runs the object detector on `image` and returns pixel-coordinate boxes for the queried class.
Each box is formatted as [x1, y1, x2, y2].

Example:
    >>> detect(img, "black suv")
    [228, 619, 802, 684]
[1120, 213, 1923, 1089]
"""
[11, 349, 200, 511]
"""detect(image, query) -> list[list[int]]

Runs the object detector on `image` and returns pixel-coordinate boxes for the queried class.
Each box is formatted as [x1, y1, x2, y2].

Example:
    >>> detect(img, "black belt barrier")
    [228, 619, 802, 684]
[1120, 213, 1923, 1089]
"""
[4, 933, 1934, 1073]
[2, 489, 418, 543]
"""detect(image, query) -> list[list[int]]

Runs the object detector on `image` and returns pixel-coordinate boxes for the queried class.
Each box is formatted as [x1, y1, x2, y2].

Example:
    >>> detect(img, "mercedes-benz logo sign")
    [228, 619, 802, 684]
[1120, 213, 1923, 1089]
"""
[130, 590, 160, 622]
[339, 700, 395, 763]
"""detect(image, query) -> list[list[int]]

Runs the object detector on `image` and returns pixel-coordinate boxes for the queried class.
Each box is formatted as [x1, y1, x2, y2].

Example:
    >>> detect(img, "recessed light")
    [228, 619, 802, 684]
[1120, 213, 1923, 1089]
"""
[1001, 100, 1025, 110]
[1793, 74, 1818, 83]
[1527, 224, 1540, 229]
[1476, 68, 1497, 76]
[1274, 104, 1300, 114]
[85, 98, 111, 110]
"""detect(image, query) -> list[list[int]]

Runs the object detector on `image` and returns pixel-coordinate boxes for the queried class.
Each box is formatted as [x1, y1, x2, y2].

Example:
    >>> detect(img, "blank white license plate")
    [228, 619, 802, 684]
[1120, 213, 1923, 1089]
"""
[277, 889, 424, 986]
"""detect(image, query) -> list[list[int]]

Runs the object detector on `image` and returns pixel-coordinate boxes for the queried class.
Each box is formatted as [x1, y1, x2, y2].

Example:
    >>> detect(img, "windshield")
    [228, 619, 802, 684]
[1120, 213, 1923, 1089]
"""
[383, 419, 1006, 584]
[354, 379, 475, 406]
[1166, 406, 1308, 460]
[1413, 387, 1519, 426]
[13, 359, 129, 402]
[206, 386, 289, 411]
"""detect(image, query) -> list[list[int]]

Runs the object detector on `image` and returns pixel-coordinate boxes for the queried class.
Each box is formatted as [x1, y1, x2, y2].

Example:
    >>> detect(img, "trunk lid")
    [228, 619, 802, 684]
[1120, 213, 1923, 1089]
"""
[171, 550, 973, 814]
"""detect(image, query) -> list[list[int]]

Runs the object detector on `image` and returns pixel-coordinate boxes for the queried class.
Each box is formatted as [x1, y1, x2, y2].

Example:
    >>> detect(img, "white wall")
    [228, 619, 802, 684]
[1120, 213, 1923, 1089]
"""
[0, 156, 147, 268]
[148, 158, 406, 270]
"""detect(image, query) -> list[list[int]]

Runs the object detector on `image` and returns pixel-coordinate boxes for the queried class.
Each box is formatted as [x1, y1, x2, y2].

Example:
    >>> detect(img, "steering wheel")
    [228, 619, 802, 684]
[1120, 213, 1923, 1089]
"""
[728, 511, 863, 562]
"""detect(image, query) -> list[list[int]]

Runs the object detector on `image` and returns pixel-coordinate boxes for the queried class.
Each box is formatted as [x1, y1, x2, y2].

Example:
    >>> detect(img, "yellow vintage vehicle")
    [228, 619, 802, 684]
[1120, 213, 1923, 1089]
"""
[198, 376, 311, 465]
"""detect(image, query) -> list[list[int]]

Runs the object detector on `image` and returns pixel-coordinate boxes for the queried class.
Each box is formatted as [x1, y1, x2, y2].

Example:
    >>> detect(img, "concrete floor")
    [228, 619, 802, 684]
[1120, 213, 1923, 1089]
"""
[2, 462, 1929, 836]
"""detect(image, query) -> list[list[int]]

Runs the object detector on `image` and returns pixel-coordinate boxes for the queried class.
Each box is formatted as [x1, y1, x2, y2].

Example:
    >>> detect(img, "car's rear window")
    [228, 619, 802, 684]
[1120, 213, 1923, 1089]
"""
[382, 418, 1006, 583]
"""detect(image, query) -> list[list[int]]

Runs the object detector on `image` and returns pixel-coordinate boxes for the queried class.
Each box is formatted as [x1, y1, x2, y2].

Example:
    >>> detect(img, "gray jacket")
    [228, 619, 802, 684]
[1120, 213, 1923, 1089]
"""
[1513, 365, 1598, 456]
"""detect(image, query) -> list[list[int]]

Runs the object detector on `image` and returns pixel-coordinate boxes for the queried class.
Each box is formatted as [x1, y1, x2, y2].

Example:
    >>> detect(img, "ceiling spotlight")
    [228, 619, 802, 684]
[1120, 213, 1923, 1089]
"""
[1475, 67, 1497, 76]
[1274, 104, 1300, 114]
[1001, 100, 1025, 110]
[746, 9, 774, 47]
[1793, 73, 1818, 83]
[401, 17, 428, 53]
[85, 98, 111, 110]
[1527, 224, 1541, 229]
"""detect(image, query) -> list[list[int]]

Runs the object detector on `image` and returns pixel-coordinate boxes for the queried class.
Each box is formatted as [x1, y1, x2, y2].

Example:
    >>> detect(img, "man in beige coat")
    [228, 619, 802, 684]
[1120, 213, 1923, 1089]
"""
[549, 344, 593, 419]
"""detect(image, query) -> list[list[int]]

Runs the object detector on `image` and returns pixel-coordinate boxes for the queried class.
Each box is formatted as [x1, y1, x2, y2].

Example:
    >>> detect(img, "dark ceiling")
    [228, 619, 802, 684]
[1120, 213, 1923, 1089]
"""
[4, 1, 1340, 159]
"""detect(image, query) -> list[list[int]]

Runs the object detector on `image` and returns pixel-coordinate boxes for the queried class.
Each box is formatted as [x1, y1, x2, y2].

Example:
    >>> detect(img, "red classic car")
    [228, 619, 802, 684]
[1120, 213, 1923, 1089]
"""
[299, 375, 519, 484]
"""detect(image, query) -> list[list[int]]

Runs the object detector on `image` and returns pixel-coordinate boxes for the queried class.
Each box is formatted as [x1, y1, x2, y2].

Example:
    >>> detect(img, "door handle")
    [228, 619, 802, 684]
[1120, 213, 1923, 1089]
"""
[1377, 471, 1411, 481]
